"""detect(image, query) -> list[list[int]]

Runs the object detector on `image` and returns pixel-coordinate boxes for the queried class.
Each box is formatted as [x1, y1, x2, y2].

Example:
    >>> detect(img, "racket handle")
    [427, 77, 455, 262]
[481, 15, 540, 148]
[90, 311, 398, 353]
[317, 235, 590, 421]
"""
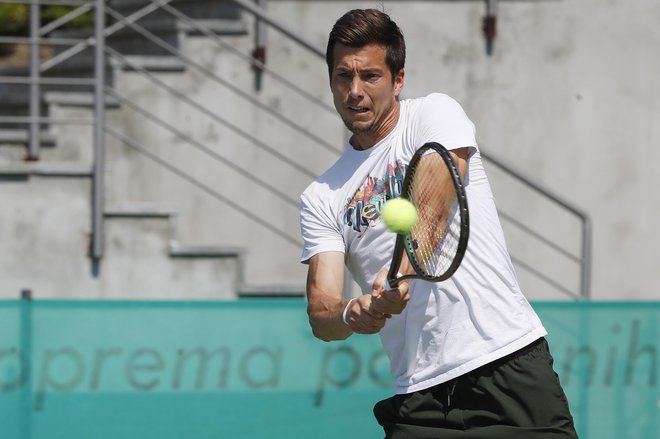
[384, 272, 403, 290]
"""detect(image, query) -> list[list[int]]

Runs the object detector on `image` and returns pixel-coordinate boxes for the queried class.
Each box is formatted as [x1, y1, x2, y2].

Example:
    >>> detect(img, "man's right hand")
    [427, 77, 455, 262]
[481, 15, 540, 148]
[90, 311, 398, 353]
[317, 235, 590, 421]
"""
[343, 294, 389, 334]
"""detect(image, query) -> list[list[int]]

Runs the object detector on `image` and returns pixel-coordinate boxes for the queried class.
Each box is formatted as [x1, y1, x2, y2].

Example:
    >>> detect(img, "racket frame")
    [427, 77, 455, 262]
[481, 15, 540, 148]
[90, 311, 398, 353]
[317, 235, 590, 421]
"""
[386, 142, 470, 288]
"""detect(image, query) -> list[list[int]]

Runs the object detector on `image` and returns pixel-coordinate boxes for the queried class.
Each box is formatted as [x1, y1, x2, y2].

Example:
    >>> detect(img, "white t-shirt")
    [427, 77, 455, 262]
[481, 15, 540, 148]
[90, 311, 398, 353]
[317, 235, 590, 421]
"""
[300, 93, 547, 394]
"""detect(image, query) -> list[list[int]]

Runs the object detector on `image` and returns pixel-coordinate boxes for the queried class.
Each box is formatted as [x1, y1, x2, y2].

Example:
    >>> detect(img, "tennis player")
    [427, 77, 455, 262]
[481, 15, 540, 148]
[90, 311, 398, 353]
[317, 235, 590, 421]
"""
[299, 8, 578, 438]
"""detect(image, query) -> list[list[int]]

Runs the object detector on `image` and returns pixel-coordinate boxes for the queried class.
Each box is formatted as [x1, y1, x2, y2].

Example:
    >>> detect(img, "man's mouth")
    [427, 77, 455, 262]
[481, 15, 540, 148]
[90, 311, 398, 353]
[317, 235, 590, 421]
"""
[349, 106, 369, 114]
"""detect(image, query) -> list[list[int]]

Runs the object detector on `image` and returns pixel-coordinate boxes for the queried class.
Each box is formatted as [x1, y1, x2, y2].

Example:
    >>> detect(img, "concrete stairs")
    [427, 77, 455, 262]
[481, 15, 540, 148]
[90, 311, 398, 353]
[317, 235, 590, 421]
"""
[0, 110, 244, 299]
[0, 0, 301, 299]
[0, 164, 242, 299]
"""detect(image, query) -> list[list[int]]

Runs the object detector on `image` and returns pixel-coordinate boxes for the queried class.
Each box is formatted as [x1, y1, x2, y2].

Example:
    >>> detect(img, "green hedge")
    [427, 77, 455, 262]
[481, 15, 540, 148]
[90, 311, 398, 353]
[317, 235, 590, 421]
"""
[0, 4, 29, 35]
[0, 4, 95, 36]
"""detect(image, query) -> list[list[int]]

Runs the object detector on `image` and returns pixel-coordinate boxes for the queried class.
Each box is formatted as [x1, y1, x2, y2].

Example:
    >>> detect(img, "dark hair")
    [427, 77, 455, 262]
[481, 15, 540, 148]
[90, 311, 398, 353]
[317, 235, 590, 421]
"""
[326, 9, 406, 80]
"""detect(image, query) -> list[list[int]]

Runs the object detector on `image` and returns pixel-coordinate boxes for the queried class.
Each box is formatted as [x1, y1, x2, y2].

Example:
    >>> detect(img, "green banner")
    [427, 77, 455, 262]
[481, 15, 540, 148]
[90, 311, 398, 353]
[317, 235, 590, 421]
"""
[535, 302, 659, 439]
[0, 300, 658, 438]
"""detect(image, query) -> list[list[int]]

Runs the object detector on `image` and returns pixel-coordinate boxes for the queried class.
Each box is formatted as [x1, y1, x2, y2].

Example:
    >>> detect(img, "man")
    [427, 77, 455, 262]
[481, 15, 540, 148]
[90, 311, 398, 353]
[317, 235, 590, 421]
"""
[299, 8, 578, 438]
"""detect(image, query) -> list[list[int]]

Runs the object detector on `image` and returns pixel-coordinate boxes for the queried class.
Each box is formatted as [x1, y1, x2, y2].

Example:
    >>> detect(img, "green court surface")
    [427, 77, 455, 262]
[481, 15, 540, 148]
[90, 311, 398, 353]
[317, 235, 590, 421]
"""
[1, 299, 658, 438]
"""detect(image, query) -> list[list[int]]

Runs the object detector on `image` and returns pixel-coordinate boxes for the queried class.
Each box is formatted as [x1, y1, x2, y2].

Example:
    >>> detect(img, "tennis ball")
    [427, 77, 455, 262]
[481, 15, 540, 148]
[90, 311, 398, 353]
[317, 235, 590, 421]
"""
[381, 198, 418, 234]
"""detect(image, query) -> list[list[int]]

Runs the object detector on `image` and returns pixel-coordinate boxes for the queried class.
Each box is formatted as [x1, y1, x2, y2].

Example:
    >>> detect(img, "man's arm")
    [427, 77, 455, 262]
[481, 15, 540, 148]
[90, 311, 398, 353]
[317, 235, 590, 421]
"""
[306, 252, 388, 341]
[451, 147, 469, 181]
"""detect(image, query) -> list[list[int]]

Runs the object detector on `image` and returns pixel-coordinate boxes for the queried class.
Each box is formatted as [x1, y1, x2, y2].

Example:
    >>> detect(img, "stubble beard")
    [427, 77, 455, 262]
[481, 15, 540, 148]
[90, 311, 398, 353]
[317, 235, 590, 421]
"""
[342, 117, 374, 137]
[341, 99, 397, 140]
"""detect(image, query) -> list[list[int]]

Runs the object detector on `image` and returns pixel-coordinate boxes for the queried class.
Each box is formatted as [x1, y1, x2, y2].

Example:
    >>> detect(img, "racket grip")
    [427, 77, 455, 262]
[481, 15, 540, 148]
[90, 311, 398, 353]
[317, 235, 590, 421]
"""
[384, 272, 403, 290]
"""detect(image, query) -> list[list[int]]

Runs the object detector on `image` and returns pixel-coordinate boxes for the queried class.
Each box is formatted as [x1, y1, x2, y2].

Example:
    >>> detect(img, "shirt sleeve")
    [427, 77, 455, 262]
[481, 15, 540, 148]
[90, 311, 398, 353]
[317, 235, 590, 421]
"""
[415, 93, 478, 158]
[299, 188, 345, 264]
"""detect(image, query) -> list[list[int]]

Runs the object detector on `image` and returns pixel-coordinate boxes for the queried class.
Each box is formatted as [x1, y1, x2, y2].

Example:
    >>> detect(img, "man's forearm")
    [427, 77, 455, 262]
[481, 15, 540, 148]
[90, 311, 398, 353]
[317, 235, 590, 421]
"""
[307, 294, 353, 341]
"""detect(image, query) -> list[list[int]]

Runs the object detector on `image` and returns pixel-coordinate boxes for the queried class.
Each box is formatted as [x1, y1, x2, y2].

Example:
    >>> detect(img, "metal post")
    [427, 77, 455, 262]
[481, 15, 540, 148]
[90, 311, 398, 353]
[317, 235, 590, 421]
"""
[27, 1, 40, 160]
[252, 0, 267, 90]
[581, 217, 592, 299]
[483, 0, 497, 56]
[91, 0, 106, 261]
[19, 289, 33, 439]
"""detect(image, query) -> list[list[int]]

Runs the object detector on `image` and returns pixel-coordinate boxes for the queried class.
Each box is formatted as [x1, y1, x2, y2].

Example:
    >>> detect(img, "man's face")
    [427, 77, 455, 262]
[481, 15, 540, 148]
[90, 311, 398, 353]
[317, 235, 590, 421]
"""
[330, 43, 404, 150]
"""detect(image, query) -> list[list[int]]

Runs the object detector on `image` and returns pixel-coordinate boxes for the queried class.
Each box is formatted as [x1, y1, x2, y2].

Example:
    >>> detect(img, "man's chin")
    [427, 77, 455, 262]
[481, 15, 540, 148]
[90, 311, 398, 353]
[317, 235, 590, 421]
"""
[343, 120, 373, 135]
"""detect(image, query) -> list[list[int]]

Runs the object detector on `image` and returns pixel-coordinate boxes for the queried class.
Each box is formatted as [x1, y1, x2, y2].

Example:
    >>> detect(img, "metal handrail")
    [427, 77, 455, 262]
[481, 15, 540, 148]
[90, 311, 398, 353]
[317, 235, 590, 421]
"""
[104, 126, 301, 247]
[40, 0, 175, 72]
[105, 49, 316, 179]
[481, 149, 592, 299]
[226, 0, 325, 58]
[103, 5, 341, 155]
[497, 210, 581, 263]
[508, 255, 580, 299]
[156, 1, 336, 115]
[39, 2, 94, 35]
[105, 84, 309, 202]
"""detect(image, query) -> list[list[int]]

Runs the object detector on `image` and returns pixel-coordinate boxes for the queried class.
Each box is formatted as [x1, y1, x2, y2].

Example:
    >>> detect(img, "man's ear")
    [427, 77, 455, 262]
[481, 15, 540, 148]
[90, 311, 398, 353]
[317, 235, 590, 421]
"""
[394, 68, 405, 97]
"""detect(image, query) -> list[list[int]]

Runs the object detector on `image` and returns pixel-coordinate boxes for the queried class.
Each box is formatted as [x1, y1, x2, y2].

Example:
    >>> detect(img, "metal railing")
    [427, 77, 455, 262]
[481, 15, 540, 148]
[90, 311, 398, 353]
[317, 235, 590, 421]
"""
[0, 0, 106, 261]
[0, 0, 591, 298]
[481, 149, 592, 299]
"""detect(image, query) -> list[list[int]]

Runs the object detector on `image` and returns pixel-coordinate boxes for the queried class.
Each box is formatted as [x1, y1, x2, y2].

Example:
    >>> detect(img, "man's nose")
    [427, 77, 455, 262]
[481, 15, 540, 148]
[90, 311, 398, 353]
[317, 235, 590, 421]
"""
[348, 78, 363, 98]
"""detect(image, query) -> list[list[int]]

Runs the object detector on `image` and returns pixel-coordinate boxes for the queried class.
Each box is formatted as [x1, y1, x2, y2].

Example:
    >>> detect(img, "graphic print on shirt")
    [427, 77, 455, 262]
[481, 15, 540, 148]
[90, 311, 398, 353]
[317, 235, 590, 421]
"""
[343, 159, 407, 234]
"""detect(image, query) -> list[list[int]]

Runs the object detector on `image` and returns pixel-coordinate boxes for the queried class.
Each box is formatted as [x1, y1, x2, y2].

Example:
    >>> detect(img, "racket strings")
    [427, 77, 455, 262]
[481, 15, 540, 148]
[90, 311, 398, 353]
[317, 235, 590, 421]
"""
[406, 153, 462, 277]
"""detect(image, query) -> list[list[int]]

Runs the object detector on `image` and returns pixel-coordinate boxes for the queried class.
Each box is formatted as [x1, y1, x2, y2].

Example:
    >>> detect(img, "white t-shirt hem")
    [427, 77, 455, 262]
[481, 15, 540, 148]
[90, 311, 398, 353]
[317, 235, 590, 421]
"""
[393, 327, 549, 395]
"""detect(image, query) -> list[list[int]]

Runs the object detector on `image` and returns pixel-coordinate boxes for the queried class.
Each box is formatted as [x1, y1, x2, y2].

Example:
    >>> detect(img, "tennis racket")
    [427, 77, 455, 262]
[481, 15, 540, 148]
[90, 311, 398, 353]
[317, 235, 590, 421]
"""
[385, 142, 469, 288]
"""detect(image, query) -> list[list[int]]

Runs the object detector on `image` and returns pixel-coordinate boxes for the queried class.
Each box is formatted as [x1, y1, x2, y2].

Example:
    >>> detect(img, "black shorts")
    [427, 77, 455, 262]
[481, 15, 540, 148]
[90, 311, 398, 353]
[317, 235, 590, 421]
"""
[373, 338, 578, 438]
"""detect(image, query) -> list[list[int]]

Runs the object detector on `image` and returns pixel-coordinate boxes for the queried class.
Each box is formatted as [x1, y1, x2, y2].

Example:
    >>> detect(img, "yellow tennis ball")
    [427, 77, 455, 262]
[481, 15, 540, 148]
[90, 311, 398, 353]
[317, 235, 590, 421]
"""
[381, 198, 418, 233]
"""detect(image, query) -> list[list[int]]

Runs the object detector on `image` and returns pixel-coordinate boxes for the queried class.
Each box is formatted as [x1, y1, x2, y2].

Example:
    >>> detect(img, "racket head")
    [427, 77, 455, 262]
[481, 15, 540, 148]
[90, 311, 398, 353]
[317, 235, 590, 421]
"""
[387, 142, 469, 286]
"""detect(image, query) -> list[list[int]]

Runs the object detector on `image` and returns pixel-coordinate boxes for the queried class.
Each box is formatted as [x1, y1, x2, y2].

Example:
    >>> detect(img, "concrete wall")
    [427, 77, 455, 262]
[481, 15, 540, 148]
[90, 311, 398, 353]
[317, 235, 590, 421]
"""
[1, 0, 657, 300]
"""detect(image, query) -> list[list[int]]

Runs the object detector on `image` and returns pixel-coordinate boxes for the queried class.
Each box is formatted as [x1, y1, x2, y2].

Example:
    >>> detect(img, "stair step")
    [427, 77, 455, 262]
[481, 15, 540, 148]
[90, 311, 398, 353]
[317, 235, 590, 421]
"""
[170, 243, 243, 258]
[110, 0, 242, 20]
[99, 207, 242, 299]
[106, 17, 247, 57]
[105, 206, 174, 219]
[105, 207, 244, 260]
[0, 129, 56, 147]
[108, 17, 247, 35]
[45, 91, 121, 108]
[111, 55, 186, 72]
[176, 18, 248, 36]
[0, 161, 92, 177]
